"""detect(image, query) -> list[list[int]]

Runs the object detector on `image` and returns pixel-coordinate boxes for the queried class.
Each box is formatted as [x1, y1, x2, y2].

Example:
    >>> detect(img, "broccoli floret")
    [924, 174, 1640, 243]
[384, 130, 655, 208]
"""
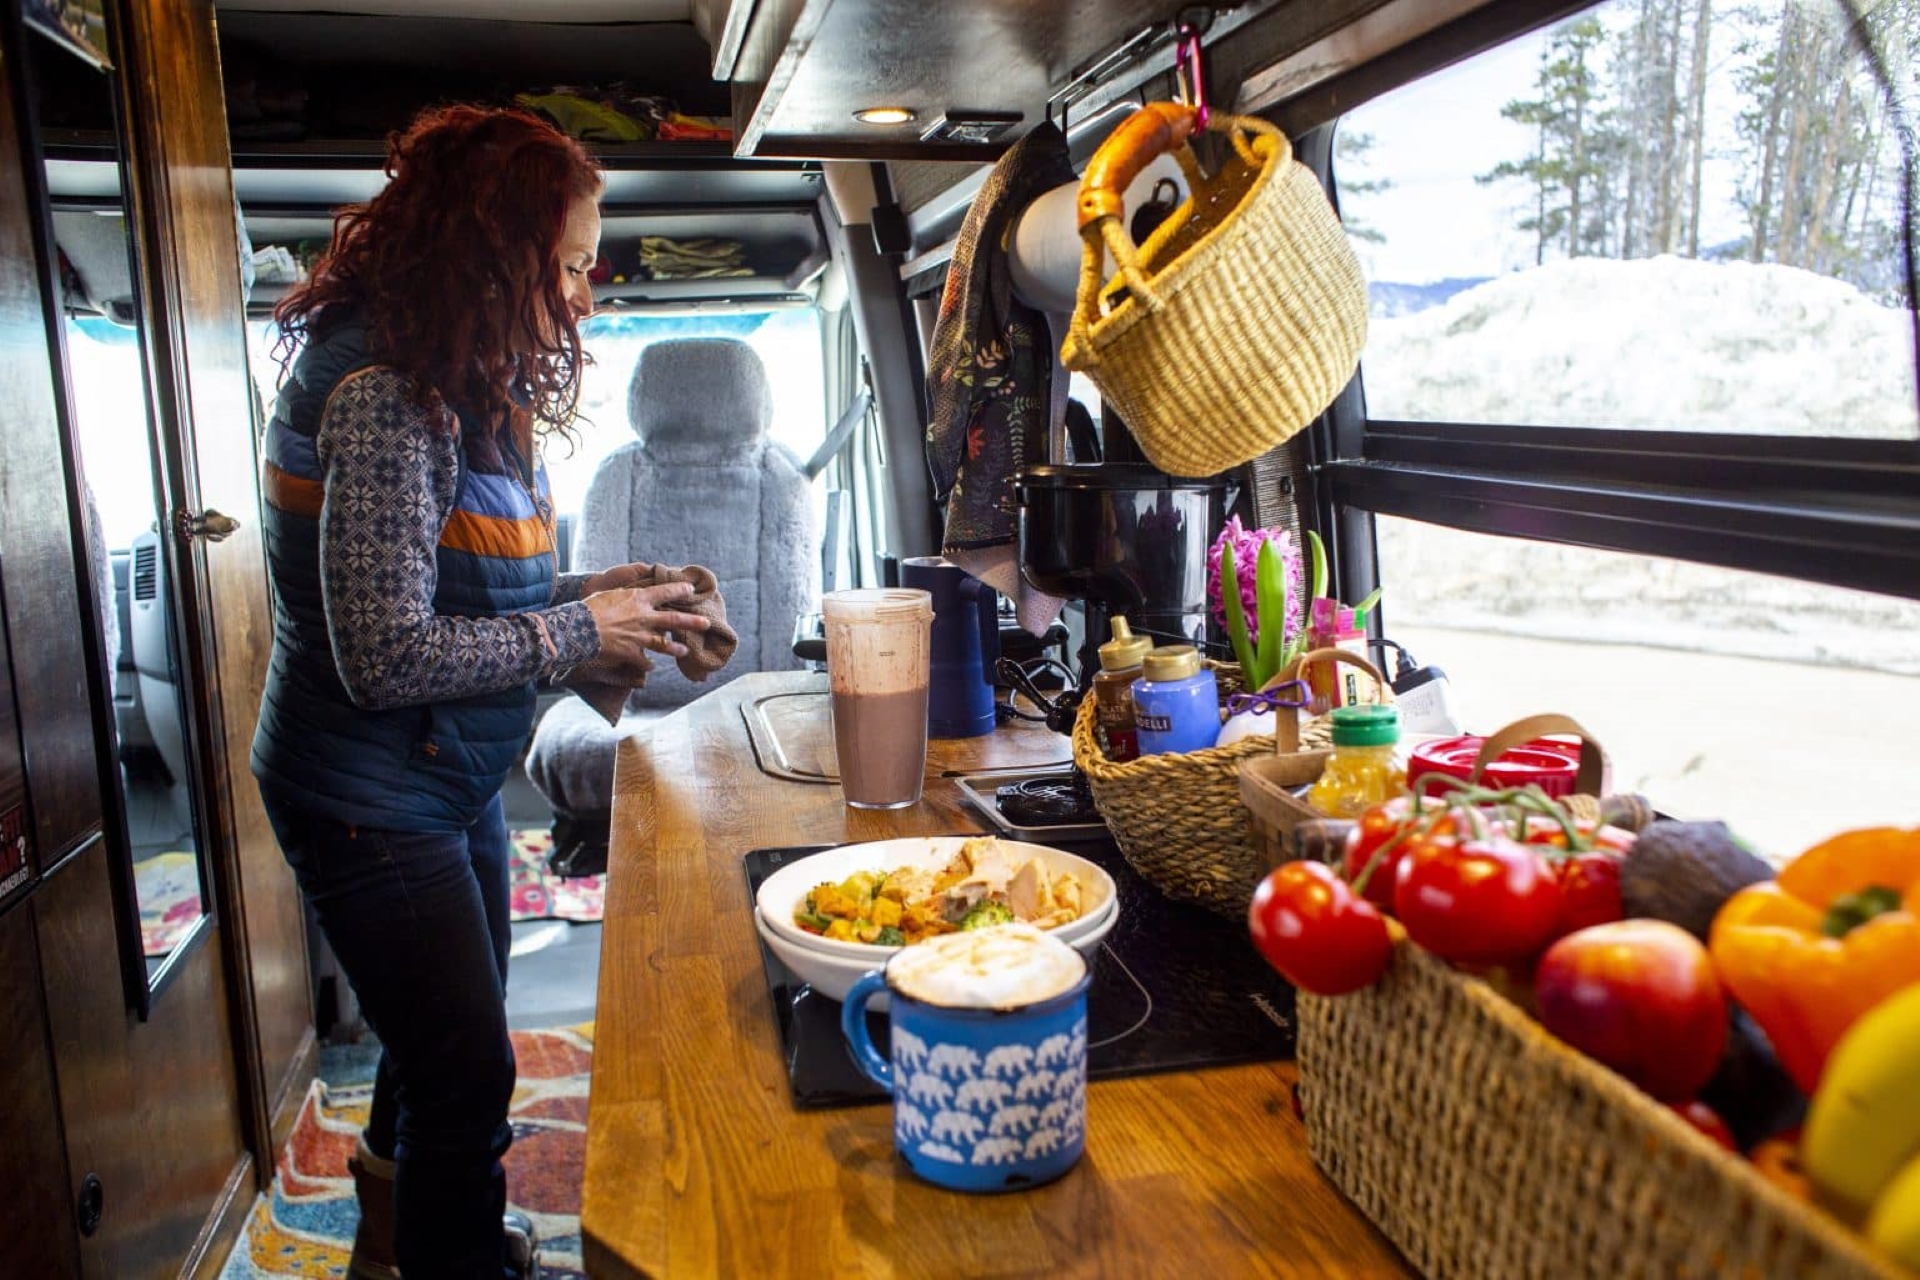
[874, 925, 906, 947]
[959, 900, 1015, 931]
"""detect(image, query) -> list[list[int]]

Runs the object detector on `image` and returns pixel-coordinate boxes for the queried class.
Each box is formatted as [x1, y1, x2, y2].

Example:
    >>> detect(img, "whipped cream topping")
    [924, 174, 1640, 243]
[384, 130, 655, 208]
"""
[888, 922, 1086, 1010]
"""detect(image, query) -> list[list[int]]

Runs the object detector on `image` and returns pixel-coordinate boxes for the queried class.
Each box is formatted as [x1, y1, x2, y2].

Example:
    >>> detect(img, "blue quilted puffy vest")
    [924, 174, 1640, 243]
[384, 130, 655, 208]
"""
[250, 320, 558, 832]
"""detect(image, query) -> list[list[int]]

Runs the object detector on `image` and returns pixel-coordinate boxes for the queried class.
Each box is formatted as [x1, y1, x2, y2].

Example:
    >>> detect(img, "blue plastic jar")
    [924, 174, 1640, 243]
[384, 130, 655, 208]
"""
[1132, 645, 1220, 756]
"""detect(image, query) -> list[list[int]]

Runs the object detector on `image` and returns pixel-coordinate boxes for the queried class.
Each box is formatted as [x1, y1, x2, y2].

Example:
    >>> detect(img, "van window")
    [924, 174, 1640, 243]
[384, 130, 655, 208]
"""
[249, 306, 828, 522]
[67, 316, 157, 547]
[1376, 513, 1920, 858]
[1335, 0, 1919, 438]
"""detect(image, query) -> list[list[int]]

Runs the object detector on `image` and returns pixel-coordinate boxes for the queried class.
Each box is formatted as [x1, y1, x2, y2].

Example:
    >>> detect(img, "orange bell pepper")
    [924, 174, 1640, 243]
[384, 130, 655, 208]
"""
[1708, 827, 1920, 1096]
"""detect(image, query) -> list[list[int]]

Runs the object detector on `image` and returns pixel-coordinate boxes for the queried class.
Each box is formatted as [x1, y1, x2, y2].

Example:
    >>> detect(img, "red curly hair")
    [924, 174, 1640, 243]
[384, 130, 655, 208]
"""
[275, 105, 602, 435]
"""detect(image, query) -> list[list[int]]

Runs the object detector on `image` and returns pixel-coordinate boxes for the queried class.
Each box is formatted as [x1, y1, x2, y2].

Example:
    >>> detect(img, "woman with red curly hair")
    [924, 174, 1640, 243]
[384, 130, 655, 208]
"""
[252, 105, 707, 1279]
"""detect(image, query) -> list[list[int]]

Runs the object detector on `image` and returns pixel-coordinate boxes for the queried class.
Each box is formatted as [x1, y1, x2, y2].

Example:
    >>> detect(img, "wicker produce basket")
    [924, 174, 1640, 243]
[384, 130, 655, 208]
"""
[1060, 105, 1368, 478]
[1298, 940, 1903, 1280]
[1237, 648, 1391, 868]
[1070, 661, 1278, 916]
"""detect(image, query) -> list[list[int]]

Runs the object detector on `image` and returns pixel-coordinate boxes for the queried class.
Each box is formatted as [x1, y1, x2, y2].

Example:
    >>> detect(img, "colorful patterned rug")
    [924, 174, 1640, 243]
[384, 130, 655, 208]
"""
[507, 829, 604, 925]
[220, 1023, 593, 1280]
[136, 850, 203, 958]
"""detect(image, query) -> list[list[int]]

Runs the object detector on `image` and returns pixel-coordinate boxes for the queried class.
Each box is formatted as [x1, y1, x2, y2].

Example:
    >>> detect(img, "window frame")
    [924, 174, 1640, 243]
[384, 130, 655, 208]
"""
[1284, 1, 1920, 609]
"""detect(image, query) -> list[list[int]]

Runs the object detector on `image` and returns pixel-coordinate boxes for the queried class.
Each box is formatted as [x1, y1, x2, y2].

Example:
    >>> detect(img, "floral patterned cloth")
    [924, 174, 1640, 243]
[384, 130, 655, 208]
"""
[924, 123, 1077, 632]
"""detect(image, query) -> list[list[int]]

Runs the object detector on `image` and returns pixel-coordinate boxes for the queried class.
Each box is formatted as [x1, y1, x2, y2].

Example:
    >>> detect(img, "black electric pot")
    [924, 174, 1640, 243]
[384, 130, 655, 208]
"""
[1016, 463, 1228, 684]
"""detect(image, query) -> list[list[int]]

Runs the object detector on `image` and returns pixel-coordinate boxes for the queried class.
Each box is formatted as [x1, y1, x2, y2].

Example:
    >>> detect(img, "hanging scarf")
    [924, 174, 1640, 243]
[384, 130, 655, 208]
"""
[924, 123, 1076, 633]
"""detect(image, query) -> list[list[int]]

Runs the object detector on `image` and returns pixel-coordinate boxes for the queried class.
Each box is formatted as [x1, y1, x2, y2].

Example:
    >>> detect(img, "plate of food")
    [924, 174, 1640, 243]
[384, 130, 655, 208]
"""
[754, 835, 1118, 960]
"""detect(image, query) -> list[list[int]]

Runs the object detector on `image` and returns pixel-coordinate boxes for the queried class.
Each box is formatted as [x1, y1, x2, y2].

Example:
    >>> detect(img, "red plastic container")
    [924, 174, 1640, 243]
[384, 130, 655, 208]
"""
[1408, 735, 1584, 798]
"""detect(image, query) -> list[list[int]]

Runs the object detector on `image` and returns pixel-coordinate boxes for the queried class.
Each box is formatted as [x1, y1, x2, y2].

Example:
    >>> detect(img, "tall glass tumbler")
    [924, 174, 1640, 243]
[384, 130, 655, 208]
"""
[821, 589, 935, 809]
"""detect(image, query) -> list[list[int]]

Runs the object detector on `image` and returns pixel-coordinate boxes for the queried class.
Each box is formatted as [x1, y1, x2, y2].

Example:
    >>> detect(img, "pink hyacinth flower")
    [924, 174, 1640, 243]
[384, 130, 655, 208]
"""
[1207, 516, 1304, 648]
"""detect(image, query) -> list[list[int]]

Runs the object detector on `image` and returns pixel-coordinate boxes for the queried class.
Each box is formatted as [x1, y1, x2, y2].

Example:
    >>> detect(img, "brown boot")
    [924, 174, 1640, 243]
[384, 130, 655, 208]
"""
[346, 1135, 402, 1280]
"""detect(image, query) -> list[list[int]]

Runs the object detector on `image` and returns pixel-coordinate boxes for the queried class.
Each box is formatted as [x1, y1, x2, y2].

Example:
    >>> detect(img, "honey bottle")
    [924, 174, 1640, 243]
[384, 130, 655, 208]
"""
[1091, 616, 1153, 762]
[1307, 703, 1409, 818]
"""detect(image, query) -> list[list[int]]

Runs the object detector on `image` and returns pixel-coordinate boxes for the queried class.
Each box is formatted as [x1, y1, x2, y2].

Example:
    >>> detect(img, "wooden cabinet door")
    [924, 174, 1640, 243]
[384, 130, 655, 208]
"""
[119, 0, 315, 1158]
[0, 904, 82, 1279]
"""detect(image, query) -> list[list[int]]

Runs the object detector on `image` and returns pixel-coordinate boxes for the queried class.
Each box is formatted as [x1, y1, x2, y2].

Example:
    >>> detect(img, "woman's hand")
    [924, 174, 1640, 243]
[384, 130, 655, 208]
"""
[578, 562, 655, 597]
[580, 581, 712, 674]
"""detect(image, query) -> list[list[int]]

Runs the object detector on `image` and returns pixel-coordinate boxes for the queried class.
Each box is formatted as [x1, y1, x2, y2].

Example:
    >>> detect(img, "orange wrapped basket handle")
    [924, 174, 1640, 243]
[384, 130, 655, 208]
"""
[1076, 102, 1197, 229]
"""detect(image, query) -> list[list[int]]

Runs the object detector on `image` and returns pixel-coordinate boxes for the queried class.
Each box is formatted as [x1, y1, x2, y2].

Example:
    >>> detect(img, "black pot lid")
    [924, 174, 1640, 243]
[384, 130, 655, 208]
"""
[1017, 463, 1228, 492]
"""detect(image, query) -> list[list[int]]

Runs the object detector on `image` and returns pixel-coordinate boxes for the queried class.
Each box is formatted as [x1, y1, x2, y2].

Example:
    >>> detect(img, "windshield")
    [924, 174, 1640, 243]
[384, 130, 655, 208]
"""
[248, 306, 828, 525]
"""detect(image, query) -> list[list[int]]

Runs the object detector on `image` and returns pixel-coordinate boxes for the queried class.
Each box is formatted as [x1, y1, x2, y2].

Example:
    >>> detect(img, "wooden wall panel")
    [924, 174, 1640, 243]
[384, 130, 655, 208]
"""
[0, 20, 104, 872]
[37, 844, 248, 1279]
[0, 904, 82, 1278]
[120, 0, 315, 1159]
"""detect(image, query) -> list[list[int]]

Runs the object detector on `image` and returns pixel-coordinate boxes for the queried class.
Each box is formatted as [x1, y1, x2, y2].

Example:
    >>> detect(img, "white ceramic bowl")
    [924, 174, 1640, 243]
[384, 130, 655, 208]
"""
[755, 836, 1118, 959]
[753, 907, 1115, 1006]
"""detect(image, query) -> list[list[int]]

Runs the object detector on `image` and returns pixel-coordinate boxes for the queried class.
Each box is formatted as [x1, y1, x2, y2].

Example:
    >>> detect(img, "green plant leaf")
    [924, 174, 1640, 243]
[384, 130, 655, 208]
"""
[1255, 538, 1287, 689]
[1307, 529, 1329, 602]
[1221, 543, 1260, 682]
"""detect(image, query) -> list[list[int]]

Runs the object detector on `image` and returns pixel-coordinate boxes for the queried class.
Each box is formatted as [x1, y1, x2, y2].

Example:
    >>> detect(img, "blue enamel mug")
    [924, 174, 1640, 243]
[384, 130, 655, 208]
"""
[841, 928, 1091, 1193]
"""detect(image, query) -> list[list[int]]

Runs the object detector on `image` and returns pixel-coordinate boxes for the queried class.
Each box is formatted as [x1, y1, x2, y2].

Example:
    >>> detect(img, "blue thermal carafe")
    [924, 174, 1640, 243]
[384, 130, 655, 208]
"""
[899, 556, 999, 738]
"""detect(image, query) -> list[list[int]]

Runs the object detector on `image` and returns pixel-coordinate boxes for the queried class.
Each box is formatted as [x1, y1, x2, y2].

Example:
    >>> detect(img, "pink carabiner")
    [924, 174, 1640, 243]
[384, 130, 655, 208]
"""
[1178, 26, 1209, 131]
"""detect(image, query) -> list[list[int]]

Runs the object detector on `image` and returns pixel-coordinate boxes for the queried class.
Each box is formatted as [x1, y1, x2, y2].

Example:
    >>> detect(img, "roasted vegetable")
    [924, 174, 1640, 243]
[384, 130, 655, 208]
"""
[1709, 826, 1920, 1094]
[960, 900, 1015, 931]
[1620, 820, 1774, 942]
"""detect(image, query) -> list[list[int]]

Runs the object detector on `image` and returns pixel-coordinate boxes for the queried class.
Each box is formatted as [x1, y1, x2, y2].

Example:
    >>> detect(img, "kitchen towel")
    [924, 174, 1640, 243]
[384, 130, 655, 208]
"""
[561, 562, 739, 725]
[924, 122, 1076, 635]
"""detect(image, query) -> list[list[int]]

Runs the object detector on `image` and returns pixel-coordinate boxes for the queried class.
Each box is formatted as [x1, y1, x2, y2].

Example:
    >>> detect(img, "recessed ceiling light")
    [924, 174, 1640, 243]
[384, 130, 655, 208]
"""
[853, 107, 916, 125]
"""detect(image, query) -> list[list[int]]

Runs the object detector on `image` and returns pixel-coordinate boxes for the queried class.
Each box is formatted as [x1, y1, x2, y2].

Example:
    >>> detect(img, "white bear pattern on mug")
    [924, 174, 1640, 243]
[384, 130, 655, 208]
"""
[890, 1018, 1088, 1166]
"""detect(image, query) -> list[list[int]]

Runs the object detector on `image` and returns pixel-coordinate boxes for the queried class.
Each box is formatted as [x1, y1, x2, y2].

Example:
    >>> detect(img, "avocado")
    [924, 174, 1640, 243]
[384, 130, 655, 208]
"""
[1698, 1007, 1808, 1151]
[1620, 819, 1774, 943]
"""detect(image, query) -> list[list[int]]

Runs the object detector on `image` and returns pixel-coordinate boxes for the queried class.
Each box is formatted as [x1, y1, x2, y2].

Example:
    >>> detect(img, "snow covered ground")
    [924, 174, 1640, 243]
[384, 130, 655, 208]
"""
[1355, 256, 1919, 851]
[1364, 256, 1918, 437]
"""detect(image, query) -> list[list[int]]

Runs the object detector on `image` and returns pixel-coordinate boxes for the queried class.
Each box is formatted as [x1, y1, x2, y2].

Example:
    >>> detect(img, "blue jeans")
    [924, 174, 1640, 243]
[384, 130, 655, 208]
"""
[263, 790, 515, 1280]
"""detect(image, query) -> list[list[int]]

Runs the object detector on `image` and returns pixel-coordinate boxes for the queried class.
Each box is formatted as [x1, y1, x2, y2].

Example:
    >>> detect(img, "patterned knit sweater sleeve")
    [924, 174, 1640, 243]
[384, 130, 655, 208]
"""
[317, 368, 600, 711]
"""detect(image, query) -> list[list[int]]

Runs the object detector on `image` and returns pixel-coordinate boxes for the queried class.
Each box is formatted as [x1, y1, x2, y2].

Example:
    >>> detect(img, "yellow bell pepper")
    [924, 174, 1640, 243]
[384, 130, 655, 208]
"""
[1708, 827, 1920, 1096]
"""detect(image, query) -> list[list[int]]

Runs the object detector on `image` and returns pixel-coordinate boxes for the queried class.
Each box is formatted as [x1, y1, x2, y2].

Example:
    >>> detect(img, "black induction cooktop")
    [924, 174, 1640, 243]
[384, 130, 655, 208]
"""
[743, 835, 1296, 1109]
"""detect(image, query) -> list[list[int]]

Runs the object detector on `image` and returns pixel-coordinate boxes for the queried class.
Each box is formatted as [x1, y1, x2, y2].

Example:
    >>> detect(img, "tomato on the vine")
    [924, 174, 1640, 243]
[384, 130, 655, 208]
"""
[1248, 861, 1392, 996]
[1549, 850, 1625, 939]
[1343, 801, 1413, 910]
[1508, 813, 1637, 857]
[1343, 796, 1454, 911]
[1393, 834, 1563, 965]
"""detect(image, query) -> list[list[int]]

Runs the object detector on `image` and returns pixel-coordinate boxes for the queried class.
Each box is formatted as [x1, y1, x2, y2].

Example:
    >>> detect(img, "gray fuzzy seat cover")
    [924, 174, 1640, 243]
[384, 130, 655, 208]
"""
[527, 338, 816, 819]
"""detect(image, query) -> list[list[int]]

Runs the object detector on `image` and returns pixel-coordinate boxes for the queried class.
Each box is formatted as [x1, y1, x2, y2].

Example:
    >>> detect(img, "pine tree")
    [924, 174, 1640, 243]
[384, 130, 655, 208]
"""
[1334, 129, 1393, 246]
[1478, 17, 1610, 261]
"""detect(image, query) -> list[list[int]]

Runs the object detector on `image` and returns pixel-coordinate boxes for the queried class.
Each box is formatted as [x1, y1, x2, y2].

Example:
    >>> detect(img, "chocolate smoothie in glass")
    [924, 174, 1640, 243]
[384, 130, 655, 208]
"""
[822, 588, 934, 809]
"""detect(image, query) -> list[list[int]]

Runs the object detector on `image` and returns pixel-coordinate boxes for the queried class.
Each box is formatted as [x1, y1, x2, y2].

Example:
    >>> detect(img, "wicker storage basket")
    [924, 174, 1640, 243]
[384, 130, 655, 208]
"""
[1299, 939, 1902, 1280]
[1237, 648, 1391, 868]
[1061, 105, 1368, 478]
[1070, 661, 1282, 916]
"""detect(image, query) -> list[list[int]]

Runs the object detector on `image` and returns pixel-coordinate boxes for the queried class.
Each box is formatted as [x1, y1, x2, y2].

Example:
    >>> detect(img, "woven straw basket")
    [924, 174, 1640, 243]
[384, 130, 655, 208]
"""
[1071, 660, 1340, 916]
[1299, 941, 1903, 1280]
[1237, 648, 1390, 867]
[1061, 104, 1368, 478]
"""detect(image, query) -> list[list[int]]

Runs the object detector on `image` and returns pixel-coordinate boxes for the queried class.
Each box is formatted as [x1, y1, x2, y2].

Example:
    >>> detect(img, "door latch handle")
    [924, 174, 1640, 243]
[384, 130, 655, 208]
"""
[177, 508, 241, 543]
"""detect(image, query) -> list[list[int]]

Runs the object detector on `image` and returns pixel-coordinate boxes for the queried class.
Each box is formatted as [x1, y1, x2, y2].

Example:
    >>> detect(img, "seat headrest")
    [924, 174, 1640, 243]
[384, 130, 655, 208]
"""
[628, 338, 774, 448]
